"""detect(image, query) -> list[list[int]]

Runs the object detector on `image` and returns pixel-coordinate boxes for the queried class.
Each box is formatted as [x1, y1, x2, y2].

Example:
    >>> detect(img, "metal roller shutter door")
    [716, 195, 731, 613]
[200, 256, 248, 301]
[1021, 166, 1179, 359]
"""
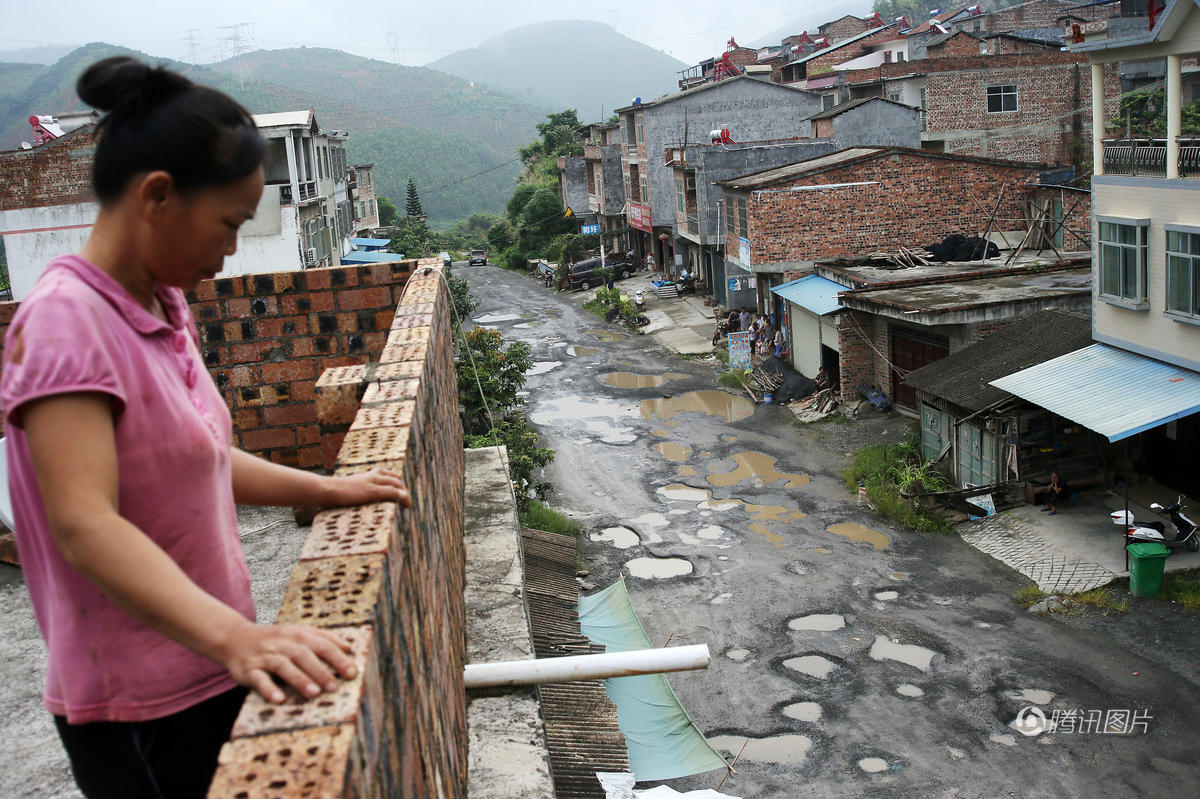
[789, 305, 821, 378]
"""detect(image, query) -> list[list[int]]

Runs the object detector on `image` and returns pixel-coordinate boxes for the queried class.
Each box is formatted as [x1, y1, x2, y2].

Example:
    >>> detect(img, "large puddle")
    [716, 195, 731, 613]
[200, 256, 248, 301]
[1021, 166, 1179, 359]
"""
[653, 441, 693, 462]
[567, 346, 600, 357]
[473, 313, 523, 324]
[587, 328, 626, 342]
[869, 635, 938, 672]
[788, 614, 846, 632]
[600, 371, 686, 389]
[530, 397, 638, 444]
[1006, 688, 1055, 705]
[896, 683, 925, 698]
[625, 556, 693, 579]
[525, 361, 562, 376]
[858, 757, 890, 773]
[782, 702, 823, 722]
[677, 465, 699, 477]
[747, 523, 784, 547]
[707, 451, 810, 489]
[590, 527, 640, 549]
[783, 655, 838, 678]
[826, 522, 891, 551]
[708, 734, 813, 766]
[641, 390, 755, 423]
[658, 484, 805, 524]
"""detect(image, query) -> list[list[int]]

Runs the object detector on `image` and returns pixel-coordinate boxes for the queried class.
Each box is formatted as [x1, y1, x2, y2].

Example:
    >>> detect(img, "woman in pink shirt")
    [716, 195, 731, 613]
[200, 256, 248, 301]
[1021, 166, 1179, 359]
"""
[1, 57, 409, 799]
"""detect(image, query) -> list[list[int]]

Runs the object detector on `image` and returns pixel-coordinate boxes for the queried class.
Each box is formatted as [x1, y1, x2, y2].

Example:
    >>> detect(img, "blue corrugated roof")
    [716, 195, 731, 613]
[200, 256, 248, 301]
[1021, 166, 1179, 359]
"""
[352, 237, 392, 248]
[341, 250, 403, 264]
[769, 274, 844, 315]
[990, 343, 1200, 442]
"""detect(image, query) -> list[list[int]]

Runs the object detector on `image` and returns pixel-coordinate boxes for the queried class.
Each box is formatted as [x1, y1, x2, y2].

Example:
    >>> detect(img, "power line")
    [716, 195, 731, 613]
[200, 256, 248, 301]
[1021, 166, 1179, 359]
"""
[421, 157, 523, 195]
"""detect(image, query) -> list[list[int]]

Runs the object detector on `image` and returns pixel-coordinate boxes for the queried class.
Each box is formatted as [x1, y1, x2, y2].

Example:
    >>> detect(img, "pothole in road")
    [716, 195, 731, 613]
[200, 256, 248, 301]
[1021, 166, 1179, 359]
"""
[788, 614, 846, 632]
[782, 701, 823, 722]
[589, 526, 640, 549]
[725, 647, 751, 661]
[747, 523, 784, 547]
[525, 361, 562, 376]
[641, 390, 755, 423]
[567, 346, 601, 356]
[721, 434, 738, 443]
[651, 428, 673, 437]
[783, 654, 839, 679]
[709, 734, 813, 766]
[858, 757, 890, 773]
[1005, 688, 1055, 705]
[697, 525, 725, 540]
[473, 313, 524, 324]
[896, 683, 925, 698]
[706, 451, 811, 489]
[530, 397, 638, 445]
[826, 522, 891, 551]
[653, 441, 692, 462]
[624, 556, 693, 579]
[677, 465, 699, 477]
[869, 635, 939, 672]
[600, 371, 686, 388]
[512, 321, 542, 329]
[874, 590, 899, 601]
[587, 328, 626, 342]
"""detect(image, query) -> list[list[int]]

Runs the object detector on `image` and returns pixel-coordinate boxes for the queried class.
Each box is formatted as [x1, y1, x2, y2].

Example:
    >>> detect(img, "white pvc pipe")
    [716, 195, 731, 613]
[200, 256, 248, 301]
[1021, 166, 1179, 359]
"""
[464, 644, 711, 689]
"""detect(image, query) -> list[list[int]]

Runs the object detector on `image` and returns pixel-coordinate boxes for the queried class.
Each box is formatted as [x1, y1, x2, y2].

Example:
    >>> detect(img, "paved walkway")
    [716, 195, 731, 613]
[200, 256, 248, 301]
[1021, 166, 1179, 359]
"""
[959, 512, 1119, 594]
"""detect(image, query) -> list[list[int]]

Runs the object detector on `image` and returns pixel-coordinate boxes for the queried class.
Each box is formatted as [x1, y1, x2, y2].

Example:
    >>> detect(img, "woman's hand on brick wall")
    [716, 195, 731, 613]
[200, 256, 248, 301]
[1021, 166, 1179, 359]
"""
[218, 620, 357, 704]
[320, 468, 411, 509]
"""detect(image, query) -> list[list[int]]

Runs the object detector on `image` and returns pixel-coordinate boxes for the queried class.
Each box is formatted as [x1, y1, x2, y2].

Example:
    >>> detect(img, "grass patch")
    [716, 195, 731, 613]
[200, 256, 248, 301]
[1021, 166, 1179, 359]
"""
[520, 500, 581, 537]
[842, 425, 955, 534]
[718, 370, 747, 390]
[1160, 570, 1200, 611]
[582, 299, 606, 318]
[714, 347, 729, 366]
[1014, 584, 1047, 608]
[1069, 586, 1130, 615]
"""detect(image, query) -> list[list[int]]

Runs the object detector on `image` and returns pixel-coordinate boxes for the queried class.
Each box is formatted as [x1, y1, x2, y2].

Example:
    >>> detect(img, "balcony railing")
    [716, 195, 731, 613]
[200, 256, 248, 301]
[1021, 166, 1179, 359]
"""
[1102, 138, 1200, 178]
[685, 213, 699, 234]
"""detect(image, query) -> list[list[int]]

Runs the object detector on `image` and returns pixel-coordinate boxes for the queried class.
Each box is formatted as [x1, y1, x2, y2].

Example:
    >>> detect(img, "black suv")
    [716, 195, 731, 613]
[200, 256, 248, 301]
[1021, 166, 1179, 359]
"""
[468, 249, 488, 265]
[566, 257, 632, 290]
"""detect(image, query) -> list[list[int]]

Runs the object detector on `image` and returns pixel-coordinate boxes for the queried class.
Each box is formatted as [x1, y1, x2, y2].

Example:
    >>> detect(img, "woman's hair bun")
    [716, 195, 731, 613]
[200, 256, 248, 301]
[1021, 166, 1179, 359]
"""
[76, 56, 191, 114]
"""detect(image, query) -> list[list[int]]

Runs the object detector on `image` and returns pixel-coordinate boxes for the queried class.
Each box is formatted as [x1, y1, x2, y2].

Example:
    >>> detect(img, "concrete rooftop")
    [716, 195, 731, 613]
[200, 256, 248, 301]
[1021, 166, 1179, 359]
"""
[820, 250, 1091, 287]
[844, 267, 1092, 315]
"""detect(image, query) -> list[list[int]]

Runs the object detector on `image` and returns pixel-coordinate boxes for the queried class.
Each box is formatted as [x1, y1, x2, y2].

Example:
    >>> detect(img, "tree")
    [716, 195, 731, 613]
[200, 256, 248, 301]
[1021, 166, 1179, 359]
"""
[387, 216, 430, 258]
[486, 219, 516, 252]
[405, 178, 425, 219]
[377, 196, 399, 226]
[1117, 88, 1200, 137]
[517, 187, 571, 257]
[505, 184, 539, 221]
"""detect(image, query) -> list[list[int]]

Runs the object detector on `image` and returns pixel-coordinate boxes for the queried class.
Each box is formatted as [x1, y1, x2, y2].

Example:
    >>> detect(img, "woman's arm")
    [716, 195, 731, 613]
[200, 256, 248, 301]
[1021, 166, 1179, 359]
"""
[22, 393, 356, 703]
[229, 447, 409, 509]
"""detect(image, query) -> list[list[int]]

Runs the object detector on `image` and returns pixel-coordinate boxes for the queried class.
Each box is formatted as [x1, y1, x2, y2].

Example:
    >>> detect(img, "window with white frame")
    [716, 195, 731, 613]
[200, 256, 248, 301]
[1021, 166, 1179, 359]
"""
[1166, 227, 1200, 318]
[676, 177, 686, 215]
[986, 84, 1017, 113]
[1098, 220, 1148, 304]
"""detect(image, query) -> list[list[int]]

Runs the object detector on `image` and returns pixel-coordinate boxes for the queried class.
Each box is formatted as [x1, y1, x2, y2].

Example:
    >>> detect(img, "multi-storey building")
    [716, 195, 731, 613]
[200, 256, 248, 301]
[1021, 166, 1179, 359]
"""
[349, 163, 380, 233]
[990, 0, 1200, 496]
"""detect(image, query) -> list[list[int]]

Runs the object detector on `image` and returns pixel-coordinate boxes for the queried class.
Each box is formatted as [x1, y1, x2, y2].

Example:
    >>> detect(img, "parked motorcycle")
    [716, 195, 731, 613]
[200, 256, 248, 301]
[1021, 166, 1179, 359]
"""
[712, 319, 735, 346]
[1111, 496, 1200, 552]
[678, 275, 697, 296]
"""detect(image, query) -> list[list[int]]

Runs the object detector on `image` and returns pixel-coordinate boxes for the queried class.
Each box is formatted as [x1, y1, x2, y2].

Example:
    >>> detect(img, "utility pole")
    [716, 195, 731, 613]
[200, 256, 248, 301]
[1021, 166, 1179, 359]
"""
[186, 29, 201, 64]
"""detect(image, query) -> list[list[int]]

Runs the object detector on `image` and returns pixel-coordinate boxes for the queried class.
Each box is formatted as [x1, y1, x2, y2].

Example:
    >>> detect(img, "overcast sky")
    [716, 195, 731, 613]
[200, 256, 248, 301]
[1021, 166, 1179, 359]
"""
[3, 0, 861, 67]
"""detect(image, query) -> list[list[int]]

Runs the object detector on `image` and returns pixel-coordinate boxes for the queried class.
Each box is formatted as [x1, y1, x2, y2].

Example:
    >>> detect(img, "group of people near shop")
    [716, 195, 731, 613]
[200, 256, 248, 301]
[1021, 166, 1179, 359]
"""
[725, 309, 786, 357]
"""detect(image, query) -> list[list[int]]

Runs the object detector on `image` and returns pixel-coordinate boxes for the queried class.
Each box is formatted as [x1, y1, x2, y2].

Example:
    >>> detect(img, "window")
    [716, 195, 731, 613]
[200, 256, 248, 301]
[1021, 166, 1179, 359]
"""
[640, 176, 648, 204]
[1166, 228, 1200, 318]
[887, 91, 901, 102]
[1098, 220, 1148, 304]
[987, 84, 1018, 113]
[822, 93, 836, 110]
[676, 178, 686, 215]
[637, 115, 645, 143]
[737, 197, 748, 239]
[884, 51, 892, 63]
[624, 114, 636, 145]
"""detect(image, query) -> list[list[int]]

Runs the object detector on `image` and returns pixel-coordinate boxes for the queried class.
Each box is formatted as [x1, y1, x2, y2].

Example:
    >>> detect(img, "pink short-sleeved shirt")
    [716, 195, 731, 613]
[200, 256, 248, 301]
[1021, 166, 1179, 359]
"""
[1, 255, 254, 724]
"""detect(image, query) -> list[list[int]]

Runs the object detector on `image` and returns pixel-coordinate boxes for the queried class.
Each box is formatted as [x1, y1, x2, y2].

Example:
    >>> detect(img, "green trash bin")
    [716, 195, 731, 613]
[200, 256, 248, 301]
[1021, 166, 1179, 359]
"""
[1126, 542, 1170, 598]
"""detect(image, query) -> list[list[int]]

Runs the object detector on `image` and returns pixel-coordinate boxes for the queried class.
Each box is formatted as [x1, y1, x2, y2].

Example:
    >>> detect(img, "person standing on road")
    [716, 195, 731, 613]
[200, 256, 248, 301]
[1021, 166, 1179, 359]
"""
[645, 252, 656, 273]
[739, 309, 751, 332]
[774, 326, 786, 358]
[1, 56, 411, 799]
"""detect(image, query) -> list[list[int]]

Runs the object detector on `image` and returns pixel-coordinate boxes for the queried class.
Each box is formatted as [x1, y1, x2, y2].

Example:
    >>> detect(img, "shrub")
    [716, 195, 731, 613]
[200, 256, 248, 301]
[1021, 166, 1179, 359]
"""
[843, 426, 954, 534]
[521, 500, 581, 536]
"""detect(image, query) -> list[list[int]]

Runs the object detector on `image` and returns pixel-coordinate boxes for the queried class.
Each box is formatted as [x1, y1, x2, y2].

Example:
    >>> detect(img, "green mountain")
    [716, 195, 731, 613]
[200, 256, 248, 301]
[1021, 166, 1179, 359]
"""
[429, 20, 688, 122]
[0, 43, 548, 225]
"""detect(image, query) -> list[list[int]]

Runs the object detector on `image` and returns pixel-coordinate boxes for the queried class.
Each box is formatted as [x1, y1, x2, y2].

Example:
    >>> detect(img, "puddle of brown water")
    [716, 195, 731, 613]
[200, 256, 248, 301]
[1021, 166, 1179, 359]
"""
[721, 434, 738, 443]
[826, 522, 890, 550]
[567, 346, 601, 357]
[659, 484, 805, 525]
[747, 522, 784, 547]
[600, 371, 687, 389]
[587, 329, 625, 342]
[653, 441, 692, 462]
[709, 734, 812, 766]
[812, 547, 832, 554]
[641, 390, 755, 423]
[707, 451, 810, 489]
[651, 428, 672, 438]
[677, 465, 699, 477]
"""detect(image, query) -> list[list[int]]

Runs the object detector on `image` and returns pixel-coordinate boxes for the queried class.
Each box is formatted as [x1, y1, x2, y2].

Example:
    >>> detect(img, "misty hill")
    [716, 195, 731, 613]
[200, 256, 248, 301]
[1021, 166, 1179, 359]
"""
[0, 44, 548, 224]
[429, 20, 687, 122]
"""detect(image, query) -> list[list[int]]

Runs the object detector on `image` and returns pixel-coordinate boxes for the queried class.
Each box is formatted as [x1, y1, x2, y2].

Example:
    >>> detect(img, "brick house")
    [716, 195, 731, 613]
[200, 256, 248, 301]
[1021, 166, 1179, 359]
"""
[583, 123, 628, 250]
[819, 15, 870, 43]
[348, 163, 379, 233]
[715, 146, 1095, 401]
[615, 76, 821, 273]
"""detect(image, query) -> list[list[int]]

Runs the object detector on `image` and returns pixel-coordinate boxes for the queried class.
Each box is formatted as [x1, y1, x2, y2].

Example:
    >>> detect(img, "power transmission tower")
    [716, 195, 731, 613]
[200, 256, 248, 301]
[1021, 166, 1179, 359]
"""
[221, 23, 254, 88]
[386, 31, 399, 64]
[186, 29, 201, 64]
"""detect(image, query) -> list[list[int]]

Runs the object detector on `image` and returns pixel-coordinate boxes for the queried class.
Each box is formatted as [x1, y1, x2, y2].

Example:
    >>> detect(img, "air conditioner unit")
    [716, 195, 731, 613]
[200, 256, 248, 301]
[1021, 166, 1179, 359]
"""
[305, 247, 318, 266]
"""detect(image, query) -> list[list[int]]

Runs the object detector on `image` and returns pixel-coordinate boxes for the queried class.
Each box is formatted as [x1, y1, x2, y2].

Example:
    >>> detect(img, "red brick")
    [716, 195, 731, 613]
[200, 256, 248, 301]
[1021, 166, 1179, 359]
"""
[282, 291, 336, 315]
[297, 423, 321, 445]
[263, 403, 318, 426]
[255, 315, 309, 338]
[260, 359, 317, 383]
[226, 297, 251, 318]
[232, 408, 262, 429]
[290, 379, 317, 403]
[241, 427, 297, 451]
[339, 287, 393, 311]
[297, 445, 323, 468]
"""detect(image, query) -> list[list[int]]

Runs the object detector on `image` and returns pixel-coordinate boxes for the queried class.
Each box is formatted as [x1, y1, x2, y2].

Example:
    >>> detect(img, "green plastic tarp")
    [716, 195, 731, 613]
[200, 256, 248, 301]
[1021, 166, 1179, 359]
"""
[577, 578, 728, 782]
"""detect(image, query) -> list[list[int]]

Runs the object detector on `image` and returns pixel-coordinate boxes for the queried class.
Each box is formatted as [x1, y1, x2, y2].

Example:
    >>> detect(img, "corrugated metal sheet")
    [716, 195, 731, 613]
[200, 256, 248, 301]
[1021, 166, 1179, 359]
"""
[351, 237, 391, 248]
[340, 251, 401, 264]
[990, 343, 1200, 442]
[520, 527, 629, 797]
[770, 274, 844, 315]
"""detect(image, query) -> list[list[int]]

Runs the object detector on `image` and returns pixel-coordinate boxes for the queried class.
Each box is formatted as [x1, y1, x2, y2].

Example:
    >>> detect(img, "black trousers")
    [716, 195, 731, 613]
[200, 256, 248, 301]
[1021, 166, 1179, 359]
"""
[54, 687, 247, 799]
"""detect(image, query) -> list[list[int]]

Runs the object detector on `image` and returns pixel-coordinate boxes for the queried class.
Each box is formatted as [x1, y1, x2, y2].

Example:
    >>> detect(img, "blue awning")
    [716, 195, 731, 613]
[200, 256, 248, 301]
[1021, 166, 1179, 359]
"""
[340, 250, 404, 264]
[351, 237, 391, 250]
[769, 274, 845, 315]
[990, 343, 1200, 442]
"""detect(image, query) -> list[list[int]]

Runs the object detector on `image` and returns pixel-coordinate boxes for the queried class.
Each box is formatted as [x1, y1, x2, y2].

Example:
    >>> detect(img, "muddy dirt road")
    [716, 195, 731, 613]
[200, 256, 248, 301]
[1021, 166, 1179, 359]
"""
[463, 264, 1200, 798]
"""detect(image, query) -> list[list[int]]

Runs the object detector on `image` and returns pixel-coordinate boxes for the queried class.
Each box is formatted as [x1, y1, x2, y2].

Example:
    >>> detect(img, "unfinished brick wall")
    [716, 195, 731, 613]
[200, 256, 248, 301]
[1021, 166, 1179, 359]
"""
[0, 126, 95, 211]
[187, 261, 416, 467]
[208, 260, 468, 798]
[727, 150, 1043, 264]
[926, 32, 985, 59]
[819, 15, 867, 42]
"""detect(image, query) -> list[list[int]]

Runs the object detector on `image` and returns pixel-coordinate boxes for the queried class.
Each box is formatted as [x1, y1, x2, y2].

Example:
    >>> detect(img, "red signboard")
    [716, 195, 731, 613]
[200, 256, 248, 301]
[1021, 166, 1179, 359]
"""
[628, 202, 652, 233]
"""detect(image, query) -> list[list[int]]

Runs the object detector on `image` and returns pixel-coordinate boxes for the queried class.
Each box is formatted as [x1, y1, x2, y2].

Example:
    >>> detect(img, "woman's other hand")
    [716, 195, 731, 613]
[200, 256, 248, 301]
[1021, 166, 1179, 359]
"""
[219, 620, 357, 704]
[321, 468, 411, 509]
